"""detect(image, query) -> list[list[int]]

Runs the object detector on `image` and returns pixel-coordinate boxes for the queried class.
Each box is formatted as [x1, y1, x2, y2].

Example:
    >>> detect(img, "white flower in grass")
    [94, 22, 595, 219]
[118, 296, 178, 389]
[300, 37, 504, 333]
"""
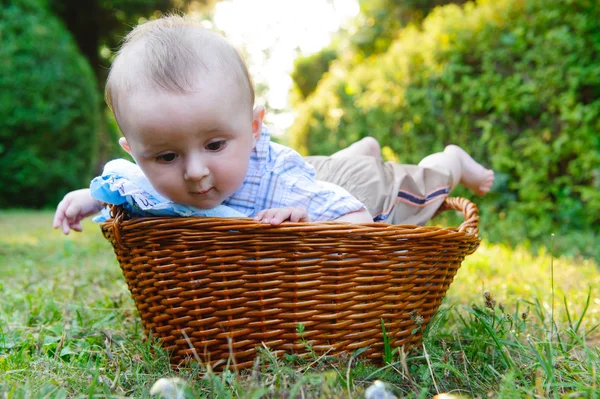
[150, 377, 189, 399]
[364, 380, 397, 399]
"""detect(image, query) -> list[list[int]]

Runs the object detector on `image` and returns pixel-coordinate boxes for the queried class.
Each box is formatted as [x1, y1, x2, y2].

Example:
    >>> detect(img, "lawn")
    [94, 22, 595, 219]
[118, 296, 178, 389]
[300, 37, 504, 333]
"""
[0, 210, 598, 398]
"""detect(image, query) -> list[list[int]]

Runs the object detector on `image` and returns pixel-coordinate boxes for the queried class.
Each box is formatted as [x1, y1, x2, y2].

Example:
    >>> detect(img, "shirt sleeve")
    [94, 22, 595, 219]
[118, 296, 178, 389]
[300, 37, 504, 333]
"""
[262, 149, 366, 222]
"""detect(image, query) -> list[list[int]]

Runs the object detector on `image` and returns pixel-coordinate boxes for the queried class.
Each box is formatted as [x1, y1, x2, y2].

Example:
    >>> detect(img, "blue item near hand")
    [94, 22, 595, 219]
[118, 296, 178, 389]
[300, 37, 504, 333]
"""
[89, 158, 245, 222]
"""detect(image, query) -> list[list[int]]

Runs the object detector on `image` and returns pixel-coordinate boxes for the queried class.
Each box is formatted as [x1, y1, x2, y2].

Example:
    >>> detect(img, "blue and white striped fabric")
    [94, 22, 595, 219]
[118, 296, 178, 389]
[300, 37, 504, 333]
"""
[90, 159, 245, 222]
[223, 126, 365, 221]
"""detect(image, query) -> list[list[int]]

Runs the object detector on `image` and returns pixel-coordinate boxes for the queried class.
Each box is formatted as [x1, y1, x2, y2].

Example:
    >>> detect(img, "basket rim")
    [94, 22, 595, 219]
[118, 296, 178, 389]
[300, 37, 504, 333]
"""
[100, 196, 480, 243]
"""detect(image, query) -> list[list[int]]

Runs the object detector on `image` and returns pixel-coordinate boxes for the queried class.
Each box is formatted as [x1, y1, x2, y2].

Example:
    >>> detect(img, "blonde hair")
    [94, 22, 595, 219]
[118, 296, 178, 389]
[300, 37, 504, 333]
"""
[105, 15, 254, 118]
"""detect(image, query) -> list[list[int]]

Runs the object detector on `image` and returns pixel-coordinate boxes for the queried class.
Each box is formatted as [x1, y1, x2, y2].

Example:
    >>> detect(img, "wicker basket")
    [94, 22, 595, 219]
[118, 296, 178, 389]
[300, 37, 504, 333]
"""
[100, 196, 480, 370]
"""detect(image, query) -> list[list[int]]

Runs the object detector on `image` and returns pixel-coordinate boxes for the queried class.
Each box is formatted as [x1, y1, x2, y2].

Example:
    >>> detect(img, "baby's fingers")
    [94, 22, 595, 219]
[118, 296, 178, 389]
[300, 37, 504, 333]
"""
[289, 208, 309, 223]
[53, 198, 70, 229]
[253, 210, 267, 222]
[70, 221, 83, 232]
[61, 217, 72, 235]
[57, 204, 83, 235]
[268, 210, 289, 225]
[61, 217, 84, 235]
[254, 209, 282, 224]
[53, 214, 63, 230]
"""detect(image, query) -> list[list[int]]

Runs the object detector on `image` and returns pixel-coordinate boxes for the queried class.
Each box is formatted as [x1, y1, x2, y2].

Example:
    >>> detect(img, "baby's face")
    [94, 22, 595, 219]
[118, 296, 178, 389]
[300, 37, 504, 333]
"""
[116, 81, 258, 209]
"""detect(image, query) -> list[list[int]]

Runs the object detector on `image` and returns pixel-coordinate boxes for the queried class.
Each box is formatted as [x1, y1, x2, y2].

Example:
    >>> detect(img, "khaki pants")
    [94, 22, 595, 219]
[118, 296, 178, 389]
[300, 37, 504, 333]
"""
[305, 155, 453, 225]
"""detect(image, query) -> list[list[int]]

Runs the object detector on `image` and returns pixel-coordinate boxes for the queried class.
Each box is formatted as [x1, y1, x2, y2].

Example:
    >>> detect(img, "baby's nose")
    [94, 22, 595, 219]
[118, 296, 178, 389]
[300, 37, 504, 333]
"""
[184, 157, 209, 181]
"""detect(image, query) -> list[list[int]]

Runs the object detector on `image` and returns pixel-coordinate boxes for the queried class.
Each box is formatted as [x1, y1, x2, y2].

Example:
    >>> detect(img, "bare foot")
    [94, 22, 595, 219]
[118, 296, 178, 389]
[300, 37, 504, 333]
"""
[444, 144, 494, 195]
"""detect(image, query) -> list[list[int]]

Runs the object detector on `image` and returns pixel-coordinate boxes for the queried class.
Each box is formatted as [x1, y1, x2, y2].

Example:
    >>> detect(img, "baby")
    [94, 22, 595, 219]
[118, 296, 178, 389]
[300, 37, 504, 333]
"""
[53, 15, 493, 234]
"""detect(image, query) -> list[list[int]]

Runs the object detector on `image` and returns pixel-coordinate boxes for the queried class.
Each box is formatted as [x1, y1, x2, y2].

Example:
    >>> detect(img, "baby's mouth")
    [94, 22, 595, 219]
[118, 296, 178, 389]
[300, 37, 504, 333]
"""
[189, 188, 213, 195]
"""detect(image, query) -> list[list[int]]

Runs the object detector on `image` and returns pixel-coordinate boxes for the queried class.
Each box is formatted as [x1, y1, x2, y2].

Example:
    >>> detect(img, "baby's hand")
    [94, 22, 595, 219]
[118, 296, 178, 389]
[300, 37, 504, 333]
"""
[52, 189, 103, 235]
[254, 207, 310, 225]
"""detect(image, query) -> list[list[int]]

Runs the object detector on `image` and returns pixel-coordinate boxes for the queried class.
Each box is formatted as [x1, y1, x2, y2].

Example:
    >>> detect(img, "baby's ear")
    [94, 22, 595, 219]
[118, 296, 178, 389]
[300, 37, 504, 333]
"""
[251, 105, 265, 144]
[118, 137, 132, 155]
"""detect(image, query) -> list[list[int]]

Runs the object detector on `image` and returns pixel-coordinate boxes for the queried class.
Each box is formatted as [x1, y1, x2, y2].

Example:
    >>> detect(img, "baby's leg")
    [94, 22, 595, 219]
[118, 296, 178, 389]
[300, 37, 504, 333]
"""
[418, 145, 494, 195]
[331, 136, 382, 160]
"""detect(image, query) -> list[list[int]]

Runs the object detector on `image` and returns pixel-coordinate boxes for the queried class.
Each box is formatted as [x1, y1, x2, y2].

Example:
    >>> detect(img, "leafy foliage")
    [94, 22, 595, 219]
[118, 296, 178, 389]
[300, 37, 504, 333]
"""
[291, 47, 338, 101]
[351, 0, 467, 59]
[290, 0, 466, 102]
[0, 0, 101, 208]
[48, 0, 207, 175]
[290, 0, 600, 258]
[49, 0, 182, 85]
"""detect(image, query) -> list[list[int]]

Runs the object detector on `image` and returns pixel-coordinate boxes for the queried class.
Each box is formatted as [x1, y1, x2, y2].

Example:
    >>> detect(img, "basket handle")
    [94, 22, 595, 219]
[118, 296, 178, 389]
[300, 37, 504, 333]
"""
[437, 197, 480, 235]
[108, 204, 127, 247]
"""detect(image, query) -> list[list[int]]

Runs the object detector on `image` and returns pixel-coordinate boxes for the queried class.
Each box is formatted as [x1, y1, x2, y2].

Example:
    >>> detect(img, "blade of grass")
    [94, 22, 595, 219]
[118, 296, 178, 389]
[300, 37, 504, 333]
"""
[550, 233, 555, 343]
[422, 342, 440, 395]
[574, 287, 592, 335]
[465, 308, 515, 370]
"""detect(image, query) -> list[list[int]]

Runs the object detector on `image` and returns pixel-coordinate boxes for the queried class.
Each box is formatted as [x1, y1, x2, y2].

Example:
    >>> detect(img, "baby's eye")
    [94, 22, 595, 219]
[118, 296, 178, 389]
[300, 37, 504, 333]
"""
[206, 140, 226, 151]
[156, 153, 178, 163]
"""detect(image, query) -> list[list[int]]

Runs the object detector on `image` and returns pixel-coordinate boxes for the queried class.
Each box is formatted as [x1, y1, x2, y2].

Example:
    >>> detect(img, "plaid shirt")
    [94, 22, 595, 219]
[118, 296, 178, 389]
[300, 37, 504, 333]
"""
[223, 126, 365, 221]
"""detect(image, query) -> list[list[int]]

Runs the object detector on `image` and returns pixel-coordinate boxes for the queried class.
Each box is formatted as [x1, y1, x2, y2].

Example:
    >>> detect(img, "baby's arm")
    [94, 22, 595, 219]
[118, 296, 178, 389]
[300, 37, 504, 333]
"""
[256, 144, 373, 226]
[333, 207, 373, 223]
[53, 188, 104, 235]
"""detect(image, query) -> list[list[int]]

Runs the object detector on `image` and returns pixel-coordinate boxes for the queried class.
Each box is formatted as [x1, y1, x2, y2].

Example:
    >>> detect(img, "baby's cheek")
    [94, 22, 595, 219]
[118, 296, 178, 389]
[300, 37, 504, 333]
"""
[149, 175, 177, 199]
[223, 166, 247, 192]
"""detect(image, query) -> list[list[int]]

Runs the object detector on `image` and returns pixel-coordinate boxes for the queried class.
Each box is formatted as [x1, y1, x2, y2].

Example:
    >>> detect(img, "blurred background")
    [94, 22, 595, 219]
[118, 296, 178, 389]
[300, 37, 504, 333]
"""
[1, 0, 598, 261]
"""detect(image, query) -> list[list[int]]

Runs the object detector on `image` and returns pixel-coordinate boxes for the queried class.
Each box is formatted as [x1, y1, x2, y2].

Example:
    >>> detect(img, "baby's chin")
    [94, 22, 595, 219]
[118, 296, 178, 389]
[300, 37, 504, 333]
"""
[157, 189, 225, 210]
[180, 196, 226, 210]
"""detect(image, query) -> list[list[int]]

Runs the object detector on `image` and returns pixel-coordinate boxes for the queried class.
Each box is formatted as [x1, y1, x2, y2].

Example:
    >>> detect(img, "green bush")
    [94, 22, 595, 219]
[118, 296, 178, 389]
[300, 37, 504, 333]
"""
[0, 0, 101, 208]
[291, 47, 338, 101]
[290, 0, 467, 102]
[290, 0, 600, 259]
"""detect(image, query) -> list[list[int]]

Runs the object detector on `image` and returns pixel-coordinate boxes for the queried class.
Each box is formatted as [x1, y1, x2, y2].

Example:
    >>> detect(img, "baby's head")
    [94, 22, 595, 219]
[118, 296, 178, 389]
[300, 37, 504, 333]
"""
[105, 15, 265, 209]
[106, 15, 255, 116]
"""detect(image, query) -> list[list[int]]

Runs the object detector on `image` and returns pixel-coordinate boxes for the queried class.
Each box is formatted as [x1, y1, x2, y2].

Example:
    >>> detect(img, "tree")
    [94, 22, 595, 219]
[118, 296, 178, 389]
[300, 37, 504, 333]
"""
[48, 0, 220, 172]
[50, 0, 219, 87]
[290, 0, 467, 102]
[0, 0, 101, 207]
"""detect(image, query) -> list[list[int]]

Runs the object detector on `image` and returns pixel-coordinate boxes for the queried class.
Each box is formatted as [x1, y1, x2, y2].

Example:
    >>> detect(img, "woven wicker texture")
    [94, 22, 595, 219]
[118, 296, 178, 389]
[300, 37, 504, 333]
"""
[100, 197, 480, 370]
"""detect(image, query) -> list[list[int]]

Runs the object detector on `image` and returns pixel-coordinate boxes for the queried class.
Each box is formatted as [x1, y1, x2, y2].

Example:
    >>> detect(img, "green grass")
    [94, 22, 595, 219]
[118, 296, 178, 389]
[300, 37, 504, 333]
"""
[1, 210, 598, 398]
